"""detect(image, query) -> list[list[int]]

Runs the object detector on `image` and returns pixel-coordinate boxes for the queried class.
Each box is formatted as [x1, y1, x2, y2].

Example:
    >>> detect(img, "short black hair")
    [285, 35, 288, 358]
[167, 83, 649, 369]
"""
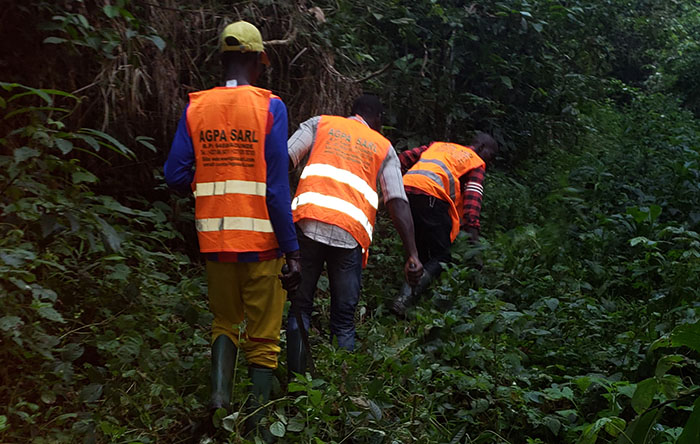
[350, 94, 383, 121]
[470, 132, 498, 152]
[221, 51, 260, 69]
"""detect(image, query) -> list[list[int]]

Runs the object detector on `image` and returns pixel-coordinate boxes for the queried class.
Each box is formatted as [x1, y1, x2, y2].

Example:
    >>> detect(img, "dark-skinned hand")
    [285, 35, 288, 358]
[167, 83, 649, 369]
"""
[279, 250, 302, 292]
[404, 255, 423, 287]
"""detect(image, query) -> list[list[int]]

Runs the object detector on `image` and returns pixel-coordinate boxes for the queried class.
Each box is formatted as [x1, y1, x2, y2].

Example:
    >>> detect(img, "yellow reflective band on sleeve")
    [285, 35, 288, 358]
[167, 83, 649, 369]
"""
[292, 192, 373, 240]
[300, 163, 379, 209]
[196, 217, 274, 233]
[194, 180, 267, 198]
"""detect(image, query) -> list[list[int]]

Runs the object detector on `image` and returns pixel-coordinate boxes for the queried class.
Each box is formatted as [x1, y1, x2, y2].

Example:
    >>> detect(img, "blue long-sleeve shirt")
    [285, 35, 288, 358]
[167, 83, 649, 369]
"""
[164, 92, 299, 260]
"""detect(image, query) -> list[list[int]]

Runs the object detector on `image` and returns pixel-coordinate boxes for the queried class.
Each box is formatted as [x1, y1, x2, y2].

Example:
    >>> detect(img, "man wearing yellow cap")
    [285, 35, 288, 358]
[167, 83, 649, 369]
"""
[164, 21, 300, 439]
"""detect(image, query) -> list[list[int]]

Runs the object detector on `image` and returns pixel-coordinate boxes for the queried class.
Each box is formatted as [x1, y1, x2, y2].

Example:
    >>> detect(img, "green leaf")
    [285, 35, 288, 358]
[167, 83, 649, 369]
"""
[0, 316, 23, 331]
[577, 421, 600, 444]
[5, 106, 69, 120]
[631, 378, 658, 414]
[287, 414, 304, 432]
[678, 396, 700, 444]
[76, 14, 90, 29]
[309, 388, 322, 406]
[627, 206, 661, 224]
[79, 383, 103, 403]
[545, 416, 561, 435]
[72, 171, 98, 184]
[119, 336, 144, 359]
[604, 417, 626, 437]
[73, 133, 100, 151]
[648, 204, 662, 222]
[14, 147, 40, 163]
[0, 81, 19, 91]
[80, 128, 135, 158]
[544, 298, 559, 311]
[38, 89, 77, 99]
[0, 415, 7, 432]
[7, 86, 52, 104]
[54, 413, 78, 424]
[618, 383, 637, 398]
[655, 354, 684, 378]
[159, 343, 178, 360]
[95, 216, 122, 252]
[390, 18, 416, 25]
[31, 285, 57, 302]
[671, 320, 700, 353]
[98, 196, 138, 215]
[617, 409, 661, 444]
[500, 76, 513, 89]
[61, 343, 84, 362]
[136, 135, 158, 152]
[43, 36, 68, 44]
[41, 391, 56, 404]
[147, 35, 166, 52]
[221, 412, 239, 432]
[368, 399, 382, 420]
[0, 249, 36, 266]
[270, 421, 285, 437]
[579, 417, 625, 444]
[37, 305, 66, 323]
[658, 374, 681, 399]
[103, 5, 120, 18]
[630, 236, 657, 247]
[649, 336, 672, 351]
[54, 138, 74, 154]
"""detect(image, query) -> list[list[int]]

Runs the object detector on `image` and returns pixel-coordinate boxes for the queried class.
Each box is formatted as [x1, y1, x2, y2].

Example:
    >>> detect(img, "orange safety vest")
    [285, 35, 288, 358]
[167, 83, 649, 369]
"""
[187, 85, 279, 253]
[403, 142, 485, 241]
[292, 115, 391, 266]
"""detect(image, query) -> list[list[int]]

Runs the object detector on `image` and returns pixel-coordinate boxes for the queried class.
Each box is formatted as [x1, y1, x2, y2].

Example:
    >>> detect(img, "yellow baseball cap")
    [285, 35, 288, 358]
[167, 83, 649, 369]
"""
[220, 21, 270, 65]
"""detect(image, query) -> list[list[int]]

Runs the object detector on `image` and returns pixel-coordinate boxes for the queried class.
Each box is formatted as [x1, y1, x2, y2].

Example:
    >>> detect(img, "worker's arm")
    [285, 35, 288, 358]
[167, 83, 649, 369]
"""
[398, 144, 429, 175]
[287, 116, 320, 170]
[164, 106, 195, 194]
[379, 148, 423, 285]
[265, 98, 301, 289]
[460, 166, 486, 244]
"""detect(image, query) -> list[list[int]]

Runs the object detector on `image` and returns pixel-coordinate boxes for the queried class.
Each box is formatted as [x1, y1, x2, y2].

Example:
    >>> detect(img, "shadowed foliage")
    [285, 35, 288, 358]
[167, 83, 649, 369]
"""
[1, 1, 700, 443]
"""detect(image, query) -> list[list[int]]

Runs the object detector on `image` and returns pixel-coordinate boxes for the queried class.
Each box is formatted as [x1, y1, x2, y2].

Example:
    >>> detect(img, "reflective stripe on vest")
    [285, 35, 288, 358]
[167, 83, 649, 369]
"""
[405, 158, 457, 202]
[300, 163, 378, 209]
[196, 217, 274, 233]
[193, 180, 266, 198]
[292, 191, 373, 239]
[188, 86, 277, 253]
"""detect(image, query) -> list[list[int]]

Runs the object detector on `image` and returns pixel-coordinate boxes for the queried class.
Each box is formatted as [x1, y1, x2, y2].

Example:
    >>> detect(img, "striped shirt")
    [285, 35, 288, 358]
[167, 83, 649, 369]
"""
[399, 145, 485, 231]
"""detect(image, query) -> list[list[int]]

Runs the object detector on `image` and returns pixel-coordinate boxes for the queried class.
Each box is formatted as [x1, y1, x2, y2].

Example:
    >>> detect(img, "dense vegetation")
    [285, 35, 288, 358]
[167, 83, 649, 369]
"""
[1, 1, 700, 443]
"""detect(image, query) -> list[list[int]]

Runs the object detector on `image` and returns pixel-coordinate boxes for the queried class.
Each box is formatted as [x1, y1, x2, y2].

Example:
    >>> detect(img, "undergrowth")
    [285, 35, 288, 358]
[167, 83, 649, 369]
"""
[4, 81, 699, 443]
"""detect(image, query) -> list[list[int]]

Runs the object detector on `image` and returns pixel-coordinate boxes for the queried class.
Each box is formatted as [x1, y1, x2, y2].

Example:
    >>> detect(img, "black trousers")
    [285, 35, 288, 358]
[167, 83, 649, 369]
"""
[408, 193, 452, 277]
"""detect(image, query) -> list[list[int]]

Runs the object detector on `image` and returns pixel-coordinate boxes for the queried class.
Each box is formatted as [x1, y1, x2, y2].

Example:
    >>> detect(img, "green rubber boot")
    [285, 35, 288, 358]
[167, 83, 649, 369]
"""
[246, 366, 275, 442]
[389, 270, 434, 317]
[286, 327, 306, 380]
[209, 335, 236, 412]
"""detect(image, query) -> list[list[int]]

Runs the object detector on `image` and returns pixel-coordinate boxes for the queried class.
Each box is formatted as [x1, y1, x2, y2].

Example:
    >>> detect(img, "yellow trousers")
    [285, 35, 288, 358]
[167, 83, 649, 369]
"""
[206, 258, 285, 368]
